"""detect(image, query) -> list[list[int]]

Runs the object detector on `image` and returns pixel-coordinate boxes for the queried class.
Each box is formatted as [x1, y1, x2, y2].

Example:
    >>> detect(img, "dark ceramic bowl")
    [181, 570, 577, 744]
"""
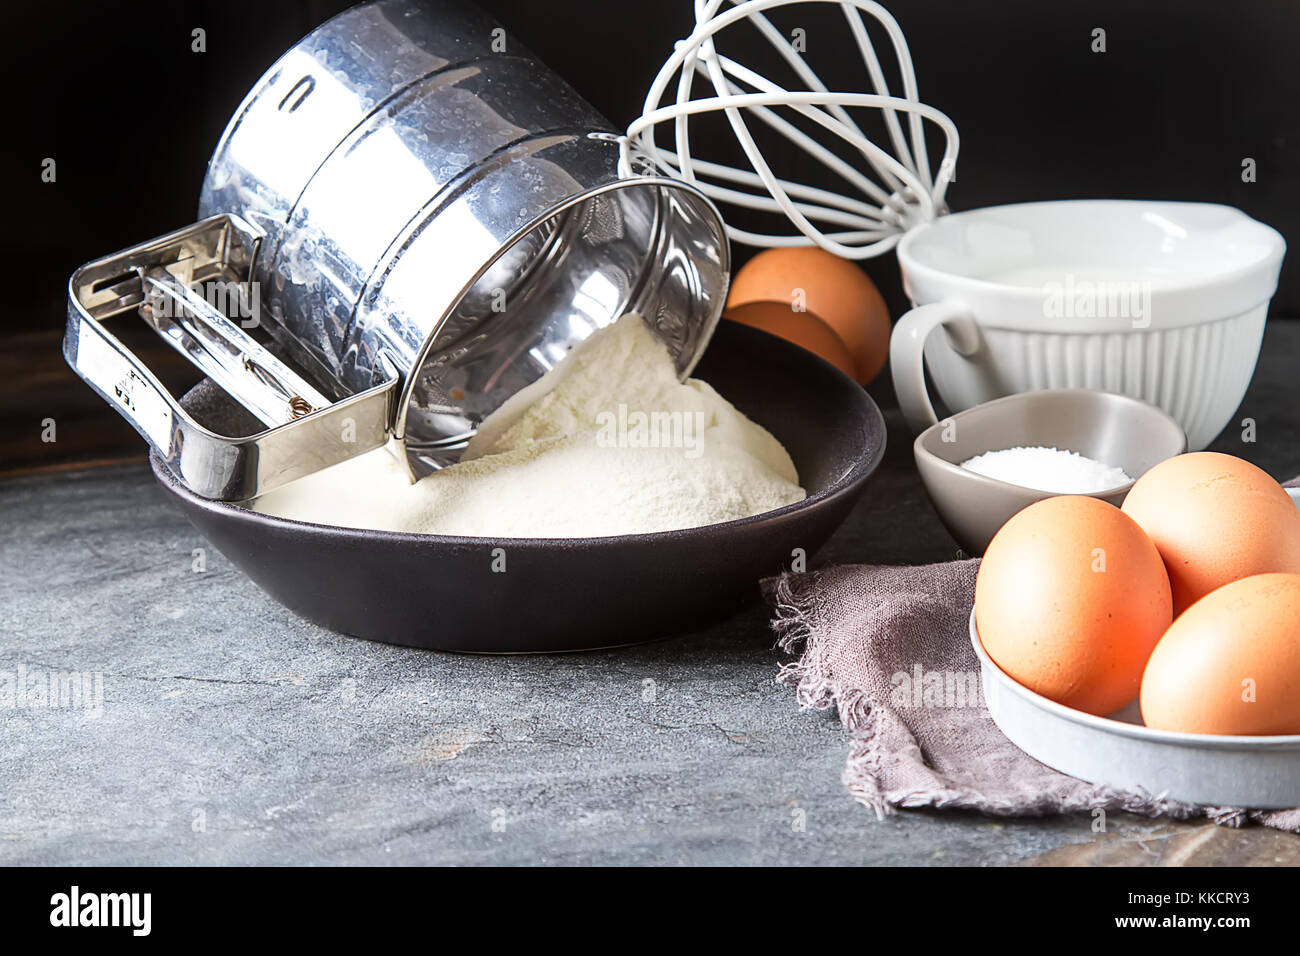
[152, 321, 886, 652]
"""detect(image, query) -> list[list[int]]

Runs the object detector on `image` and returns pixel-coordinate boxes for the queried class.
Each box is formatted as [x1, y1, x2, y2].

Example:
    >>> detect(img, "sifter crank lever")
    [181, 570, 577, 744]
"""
[63, 214, 399, 500]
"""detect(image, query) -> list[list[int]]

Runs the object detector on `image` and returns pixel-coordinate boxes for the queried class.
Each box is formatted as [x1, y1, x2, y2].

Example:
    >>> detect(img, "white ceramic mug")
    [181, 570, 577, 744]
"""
[889, 200, 1285, 450]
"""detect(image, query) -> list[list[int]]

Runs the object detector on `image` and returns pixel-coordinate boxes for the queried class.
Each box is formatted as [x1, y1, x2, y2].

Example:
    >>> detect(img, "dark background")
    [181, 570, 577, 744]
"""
[3, 0, 1296, 471]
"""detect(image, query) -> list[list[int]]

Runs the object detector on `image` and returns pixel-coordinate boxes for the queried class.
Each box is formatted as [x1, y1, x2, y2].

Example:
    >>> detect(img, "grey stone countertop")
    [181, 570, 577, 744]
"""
[3, 322, 1300, 867]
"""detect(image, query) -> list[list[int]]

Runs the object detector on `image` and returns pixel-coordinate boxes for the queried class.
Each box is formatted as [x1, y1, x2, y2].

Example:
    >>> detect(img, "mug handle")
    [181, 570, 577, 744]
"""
[889, 301, 983, 432]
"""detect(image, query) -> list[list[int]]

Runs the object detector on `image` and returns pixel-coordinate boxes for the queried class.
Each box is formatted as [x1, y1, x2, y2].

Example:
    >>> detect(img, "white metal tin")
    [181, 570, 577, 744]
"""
[970, 607, 1300, 809]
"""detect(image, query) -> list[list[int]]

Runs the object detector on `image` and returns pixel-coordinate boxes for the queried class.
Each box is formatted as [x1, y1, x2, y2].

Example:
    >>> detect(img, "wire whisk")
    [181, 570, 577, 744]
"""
[622, 0, 960, 259]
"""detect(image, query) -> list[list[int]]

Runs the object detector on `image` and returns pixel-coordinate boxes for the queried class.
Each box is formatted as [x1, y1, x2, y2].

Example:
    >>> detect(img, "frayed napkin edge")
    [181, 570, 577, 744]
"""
[763, 569, 1288, 830]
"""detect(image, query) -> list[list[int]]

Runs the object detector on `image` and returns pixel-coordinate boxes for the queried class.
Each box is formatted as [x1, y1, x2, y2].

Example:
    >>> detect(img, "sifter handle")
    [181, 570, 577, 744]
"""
[64, 214, 399, 501]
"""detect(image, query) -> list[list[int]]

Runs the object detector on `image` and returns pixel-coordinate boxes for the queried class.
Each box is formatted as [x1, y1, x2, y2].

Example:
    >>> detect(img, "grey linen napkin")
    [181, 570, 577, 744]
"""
[765, 559, 1300, 832]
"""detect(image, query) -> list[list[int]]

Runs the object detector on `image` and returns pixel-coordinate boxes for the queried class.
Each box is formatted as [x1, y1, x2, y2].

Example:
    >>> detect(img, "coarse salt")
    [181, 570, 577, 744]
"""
[959, 446, 1131, 494]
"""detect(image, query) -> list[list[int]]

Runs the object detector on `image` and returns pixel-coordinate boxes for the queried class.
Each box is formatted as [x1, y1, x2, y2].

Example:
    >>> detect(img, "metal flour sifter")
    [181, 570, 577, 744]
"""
[64, 0, 736, 499]
[65, 0, 959, 500]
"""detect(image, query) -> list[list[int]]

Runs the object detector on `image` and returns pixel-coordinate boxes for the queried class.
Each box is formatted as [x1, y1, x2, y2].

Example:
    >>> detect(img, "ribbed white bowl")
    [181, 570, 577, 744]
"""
[893, 201, 1285, 448]
[925, 304, 1267, 450]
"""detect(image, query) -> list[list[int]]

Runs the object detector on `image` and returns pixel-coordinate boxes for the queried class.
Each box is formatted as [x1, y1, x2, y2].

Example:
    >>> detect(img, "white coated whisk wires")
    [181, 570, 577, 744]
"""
[622, 0, 960, 259]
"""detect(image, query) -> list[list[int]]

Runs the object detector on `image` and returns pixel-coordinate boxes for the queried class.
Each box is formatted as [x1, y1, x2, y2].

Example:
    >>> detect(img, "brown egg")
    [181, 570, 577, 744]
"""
[1141, 573, 1300, 735]
[1121, 452, 1300, 615]
[723, 304, 857, 379]
[725, 247, 890, 384]
[975, 495, 1172, 716]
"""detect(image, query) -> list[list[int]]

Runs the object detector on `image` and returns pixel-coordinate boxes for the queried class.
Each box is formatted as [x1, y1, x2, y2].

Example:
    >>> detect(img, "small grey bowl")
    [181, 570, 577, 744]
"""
[914, 389, 1188, 556]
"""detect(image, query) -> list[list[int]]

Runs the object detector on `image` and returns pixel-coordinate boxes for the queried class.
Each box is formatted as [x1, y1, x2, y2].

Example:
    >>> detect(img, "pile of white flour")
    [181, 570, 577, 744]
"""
[251, 315, 805, 537]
